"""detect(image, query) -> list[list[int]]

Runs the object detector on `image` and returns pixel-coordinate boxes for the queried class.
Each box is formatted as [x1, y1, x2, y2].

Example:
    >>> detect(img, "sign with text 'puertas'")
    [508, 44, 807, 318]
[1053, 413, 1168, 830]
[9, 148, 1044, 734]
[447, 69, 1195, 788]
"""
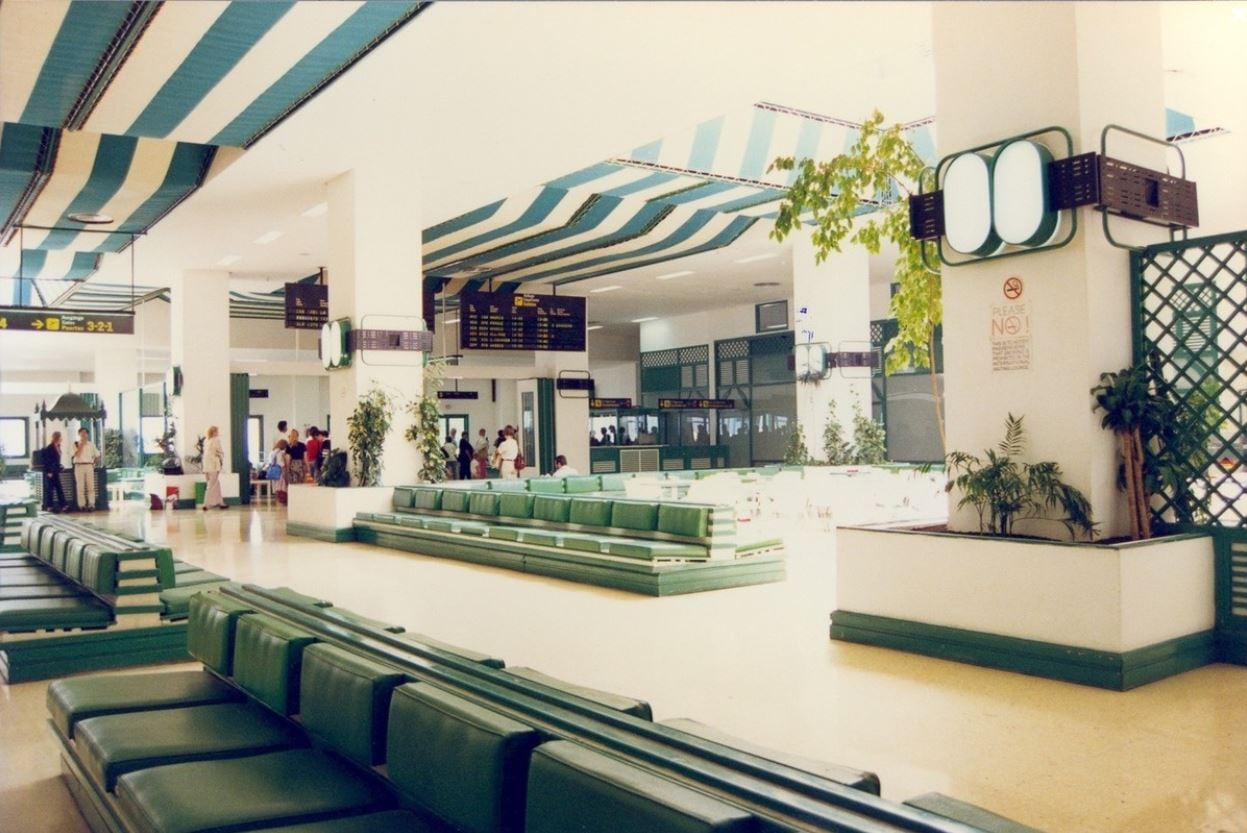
[0, 308, 134, 334]
[459, 290, 586, 352]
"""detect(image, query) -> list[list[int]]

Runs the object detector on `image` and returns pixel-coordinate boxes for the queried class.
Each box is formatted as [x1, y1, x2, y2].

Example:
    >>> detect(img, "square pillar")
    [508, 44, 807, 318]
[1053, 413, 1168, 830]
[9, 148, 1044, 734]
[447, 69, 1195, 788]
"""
[170, 270, 232, 469]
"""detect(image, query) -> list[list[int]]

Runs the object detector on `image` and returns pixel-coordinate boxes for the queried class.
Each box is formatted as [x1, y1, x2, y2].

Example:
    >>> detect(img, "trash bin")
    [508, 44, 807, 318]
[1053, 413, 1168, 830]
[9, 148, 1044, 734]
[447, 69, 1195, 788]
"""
[194, 482, 207, 506]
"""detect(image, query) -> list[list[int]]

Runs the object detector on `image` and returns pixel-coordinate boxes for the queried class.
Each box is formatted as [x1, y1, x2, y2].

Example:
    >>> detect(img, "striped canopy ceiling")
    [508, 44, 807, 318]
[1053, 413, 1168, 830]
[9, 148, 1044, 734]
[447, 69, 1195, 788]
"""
[425, 103, 936, 302]
[1, 0, 424, 303]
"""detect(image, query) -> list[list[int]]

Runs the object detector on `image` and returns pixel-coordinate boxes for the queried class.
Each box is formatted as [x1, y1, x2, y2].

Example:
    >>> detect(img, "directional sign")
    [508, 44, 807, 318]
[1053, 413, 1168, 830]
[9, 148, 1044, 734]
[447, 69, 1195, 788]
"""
[0, 308, 135, 334]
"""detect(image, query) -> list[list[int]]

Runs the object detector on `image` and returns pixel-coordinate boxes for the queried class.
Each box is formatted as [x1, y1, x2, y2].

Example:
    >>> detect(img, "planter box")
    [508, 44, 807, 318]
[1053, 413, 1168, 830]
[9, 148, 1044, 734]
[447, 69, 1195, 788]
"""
[832, 526, 1216, 689]
[287, 485, 393, 542]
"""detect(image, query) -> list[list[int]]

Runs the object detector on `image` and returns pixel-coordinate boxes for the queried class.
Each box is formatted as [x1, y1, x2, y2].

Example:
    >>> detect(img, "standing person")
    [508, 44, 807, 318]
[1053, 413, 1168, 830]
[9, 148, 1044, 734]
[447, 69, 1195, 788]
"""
[41, 431, 67, 513]
[271, 440, 290, 505]
[497, 427, 520, 480]
[305, 427, 323, 483]
[201, 426, 227, 510]
[286, 429, 306, 485]
[72, 428, 100, 511]
[441, 434, 457, 480]
[494, 429, 505, 449]
[274, 420, 288, 450]
[474, 428, 489, 456]
[457, 433, 474, 480]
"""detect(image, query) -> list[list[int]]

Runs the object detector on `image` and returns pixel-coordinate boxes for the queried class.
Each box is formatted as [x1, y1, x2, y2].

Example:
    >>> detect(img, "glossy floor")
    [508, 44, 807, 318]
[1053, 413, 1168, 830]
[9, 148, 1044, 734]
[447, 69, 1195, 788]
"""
[2, 505, 1246, 833]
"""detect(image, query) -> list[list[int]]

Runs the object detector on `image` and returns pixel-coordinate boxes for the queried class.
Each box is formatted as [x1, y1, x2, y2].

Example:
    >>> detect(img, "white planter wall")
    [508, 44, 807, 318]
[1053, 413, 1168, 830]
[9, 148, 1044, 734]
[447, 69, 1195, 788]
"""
[288, 484, 393, 532]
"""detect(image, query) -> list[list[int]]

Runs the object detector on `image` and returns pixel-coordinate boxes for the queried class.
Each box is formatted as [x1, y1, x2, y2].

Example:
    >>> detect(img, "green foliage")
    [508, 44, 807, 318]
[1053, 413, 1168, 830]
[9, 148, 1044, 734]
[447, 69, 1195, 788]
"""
[317, 450, 351, 488]
[102, 429, 124, 469]
[770, 110, 943, 449]
[946, 414, 1096, 540]
[783, 423, 813, 466]
[405, 359, 449, 484]
[822, 407, 853, 465]
[184, 435, 205, 466]
[850, 399, 887, 465]
[348, 385, 395, 487]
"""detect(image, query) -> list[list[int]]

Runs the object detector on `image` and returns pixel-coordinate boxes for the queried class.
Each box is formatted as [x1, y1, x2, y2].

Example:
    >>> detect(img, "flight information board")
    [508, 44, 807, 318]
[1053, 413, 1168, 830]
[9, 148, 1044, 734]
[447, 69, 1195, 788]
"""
[459, 290, 586, 352]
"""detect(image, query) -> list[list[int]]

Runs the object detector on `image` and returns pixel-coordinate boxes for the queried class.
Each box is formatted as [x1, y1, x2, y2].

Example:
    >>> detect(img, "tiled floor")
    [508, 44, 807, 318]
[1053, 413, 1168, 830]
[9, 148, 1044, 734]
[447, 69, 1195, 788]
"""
[3, 504, 1246, 833]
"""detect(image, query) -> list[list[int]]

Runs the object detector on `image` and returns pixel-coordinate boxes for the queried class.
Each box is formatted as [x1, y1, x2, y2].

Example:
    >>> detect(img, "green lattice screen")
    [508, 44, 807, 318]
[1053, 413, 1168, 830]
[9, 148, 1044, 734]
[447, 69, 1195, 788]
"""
[1133, 230, 1247, 526]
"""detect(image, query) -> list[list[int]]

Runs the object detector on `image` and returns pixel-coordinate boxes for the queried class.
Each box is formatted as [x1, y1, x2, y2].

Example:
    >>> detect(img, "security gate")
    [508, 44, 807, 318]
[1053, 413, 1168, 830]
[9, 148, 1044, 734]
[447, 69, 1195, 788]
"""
[1133, 229, 1247, 661]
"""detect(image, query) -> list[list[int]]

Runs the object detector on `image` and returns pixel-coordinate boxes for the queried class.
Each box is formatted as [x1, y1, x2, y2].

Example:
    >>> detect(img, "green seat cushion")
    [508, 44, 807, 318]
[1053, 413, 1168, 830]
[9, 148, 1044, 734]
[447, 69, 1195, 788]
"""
[602, 540, 707, 560]
[299, 644, 406, 767]
[114, 748, 393, 833]
[232, 614, 318, 715]
[187, 592, 254, 675]
[0, 596, 111, 630]
[0, 555, 40, 566]
[532, 496, 570, 524]
[423, 518, 459, 533]
[468, 492, 500, 517]
[487, 527, 522, 542]
[560, 534, 607, 554]
[457, 521, 490, 536]
[498, 492, 535, 520]
[65, 540, 88, 581]
[79, 548, 117, 594]
[172, 561, 199, 574]
[440, 490, 471, 513]
[0, 565, 64, 587]
[569, 498, 613, 528]
[526, 478, 565, 495]
[76, 702, 305, 790]
[398, 633, 506, 669]
[562, 476, 601, 494]
[526, 741, 755, 833]
[661, 718, 879, 794]
[505, 667, 652, 719]
[387, 683, 541, 833]
[598, 473, 630, 492]
[392, 487, 416, 510]
[412, 488, 443, 511]
[175, 570, 228, 587]
[255, 811, 443, 833]
[160, 582, 231, 619]
[611, 502, 659, 532]
[658, 504, 712, 538]
[397, 515, 428, 529]
[47, 670, 244, 740]
[487, 479, 527, 492]
[0, 583, 84, 601]
[518, 530, 563, 547]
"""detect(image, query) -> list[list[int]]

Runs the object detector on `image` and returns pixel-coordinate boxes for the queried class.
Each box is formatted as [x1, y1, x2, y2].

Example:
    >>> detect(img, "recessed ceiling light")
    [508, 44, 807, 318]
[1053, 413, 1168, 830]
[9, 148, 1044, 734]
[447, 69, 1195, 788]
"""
[734, 252, 779, 264]
[631, 316, 658, 323]
[589, 285, 623, 294]
[754, 281, 781, 287]
[301, 202, 328, 218]
[67, 212, 114, 224]
[655, 270, 693, 281]
[253, 230, 284, 245]
[443, 318, 460, 325]
[216, 254, 242, 267]
[586, 325, 603, 332]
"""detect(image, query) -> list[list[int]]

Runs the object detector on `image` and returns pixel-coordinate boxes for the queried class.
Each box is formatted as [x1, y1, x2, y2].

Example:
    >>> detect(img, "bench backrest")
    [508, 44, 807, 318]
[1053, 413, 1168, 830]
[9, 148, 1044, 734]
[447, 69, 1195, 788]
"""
[20, 517, 175, 599]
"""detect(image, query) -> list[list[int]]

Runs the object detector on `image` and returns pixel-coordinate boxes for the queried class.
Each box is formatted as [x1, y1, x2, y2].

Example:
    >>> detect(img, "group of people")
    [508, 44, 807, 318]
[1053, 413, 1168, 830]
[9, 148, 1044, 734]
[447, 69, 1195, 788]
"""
[38, 428, 102, 513]
[441, 425, 523, 480]
[265, 420, 329, 505]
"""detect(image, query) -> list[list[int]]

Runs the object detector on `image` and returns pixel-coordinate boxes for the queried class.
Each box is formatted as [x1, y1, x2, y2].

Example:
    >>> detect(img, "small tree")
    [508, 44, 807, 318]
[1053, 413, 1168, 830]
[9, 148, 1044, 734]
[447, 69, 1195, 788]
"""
[405, 359, 449, 484]
[823, 406, 853, 465]
[783, 423, 812, 465]
[850, 399, 887, 465]
[770, 110, 944, 451]
[102, 429, 124, 469]
[348, 385, 395, 487]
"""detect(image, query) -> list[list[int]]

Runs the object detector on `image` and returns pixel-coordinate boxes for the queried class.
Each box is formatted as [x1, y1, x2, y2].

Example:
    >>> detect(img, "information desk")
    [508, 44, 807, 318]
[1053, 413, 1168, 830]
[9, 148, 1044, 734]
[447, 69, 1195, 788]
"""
[589, 444, 729, 474]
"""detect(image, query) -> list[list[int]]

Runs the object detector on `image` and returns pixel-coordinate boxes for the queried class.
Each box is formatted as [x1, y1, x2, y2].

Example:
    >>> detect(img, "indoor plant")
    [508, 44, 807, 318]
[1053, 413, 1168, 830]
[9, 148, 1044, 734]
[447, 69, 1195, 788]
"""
[347, 385, 395, 488]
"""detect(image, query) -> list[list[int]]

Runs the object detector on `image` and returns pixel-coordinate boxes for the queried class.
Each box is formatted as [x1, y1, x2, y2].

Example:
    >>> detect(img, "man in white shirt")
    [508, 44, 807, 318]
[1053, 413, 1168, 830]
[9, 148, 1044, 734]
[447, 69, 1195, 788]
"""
[72, 427, 100, 511]
[497, 427, 520, 479]
[551, 454, 578, 478]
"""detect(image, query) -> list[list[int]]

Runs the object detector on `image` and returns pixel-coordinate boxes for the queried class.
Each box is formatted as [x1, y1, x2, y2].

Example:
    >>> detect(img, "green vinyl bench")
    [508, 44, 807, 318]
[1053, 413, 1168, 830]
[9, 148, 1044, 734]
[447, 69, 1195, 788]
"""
[48, 583, 1042, 833]
[354, 486, 784, 595]
[0, 517, 191, 682]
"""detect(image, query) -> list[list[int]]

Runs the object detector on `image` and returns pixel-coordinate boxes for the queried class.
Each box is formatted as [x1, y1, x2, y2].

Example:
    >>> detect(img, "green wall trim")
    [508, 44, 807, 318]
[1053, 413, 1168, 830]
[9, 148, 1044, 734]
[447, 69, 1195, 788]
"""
[229, 373, 251, 505]
[286, 521, 356, 543]
[537, 377, 556, 475]
[829, 610, 1216, 691]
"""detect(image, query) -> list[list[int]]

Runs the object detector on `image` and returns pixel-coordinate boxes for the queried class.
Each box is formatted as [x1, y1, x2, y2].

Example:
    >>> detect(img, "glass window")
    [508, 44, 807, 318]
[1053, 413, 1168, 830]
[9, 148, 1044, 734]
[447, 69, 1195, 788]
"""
[141, 417, 167, 457]
[749, 385, 797, 463]
[0, 417, 28, 458]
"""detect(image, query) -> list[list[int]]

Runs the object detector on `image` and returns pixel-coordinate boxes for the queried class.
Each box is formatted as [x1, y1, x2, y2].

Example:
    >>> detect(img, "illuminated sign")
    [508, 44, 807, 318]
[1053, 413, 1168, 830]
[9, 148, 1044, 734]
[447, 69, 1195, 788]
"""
[0, 308, 134, 334]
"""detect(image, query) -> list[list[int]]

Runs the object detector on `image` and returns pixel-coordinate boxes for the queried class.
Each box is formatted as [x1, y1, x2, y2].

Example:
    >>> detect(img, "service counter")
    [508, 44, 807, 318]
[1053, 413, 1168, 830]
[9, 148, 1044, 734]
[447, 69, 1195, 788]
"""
[589, 444, 729, 474]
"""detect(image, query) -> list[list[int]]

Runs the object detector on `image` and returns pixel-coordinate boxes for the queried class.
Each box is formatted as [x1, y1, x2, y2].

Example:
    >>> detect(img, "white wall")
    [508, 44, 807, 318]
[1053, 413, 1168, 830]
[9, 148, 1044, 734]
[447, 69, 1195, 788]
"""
[434, 377, 518, 441]
[588, 362, 637, 403]
[639, 303, 758, 353]
[246, 375, 330, 442]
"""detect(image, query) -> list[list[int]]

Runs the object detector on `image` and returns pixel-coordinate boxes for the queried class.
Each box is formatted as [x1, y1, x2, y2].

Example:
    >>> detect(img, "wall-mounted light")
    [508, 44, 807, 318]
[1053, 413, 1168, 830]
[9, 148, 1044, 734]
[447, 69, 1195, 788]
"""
[734, 252, 778, 264]
[631, 316, 657, 323]
[590, 285, 623, 294]
[655, 270, 693, 280]
[253, 230, 284, 245]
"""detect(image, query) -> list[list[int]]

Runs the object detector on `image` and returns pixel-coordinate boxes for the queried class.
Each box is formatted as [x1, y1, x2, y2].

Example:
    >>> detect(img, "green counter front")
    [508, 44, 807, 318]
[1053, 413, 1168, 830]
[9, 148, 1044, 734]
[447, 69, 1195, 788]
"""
[589, 445, 728, 474]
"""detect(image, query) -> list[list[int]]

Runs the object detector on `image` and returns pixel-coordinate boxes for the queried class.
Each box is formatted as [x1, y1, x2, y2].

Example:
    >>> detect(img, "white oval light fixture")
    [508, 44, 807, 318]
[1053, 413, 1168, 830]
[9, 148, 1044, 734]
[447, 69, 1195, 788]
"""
[992, 140, 1057, 247]
[942, 152, 1000, 257]
[67, 212, 114, 224]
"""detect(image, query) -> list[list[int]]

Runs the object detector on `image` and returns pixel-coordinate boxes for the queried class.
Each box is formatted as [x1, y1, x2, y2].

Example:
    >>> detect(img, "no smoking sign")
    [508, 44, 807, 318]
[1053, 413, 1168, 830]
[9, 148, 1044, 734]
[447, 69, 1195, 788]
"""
[1003, 276, 1024, 300]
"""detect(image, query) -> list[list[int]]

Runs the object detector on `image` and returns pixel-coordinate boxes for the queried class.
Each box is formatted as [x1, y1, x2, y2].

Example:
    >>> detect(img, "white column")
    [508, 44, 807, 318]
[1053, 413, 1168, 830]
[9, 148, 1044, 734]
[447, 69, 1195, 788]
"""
[93, 343, 139, 422]
[933, 3, 1164, 537]
[326, 164, 422, 486]
[538, 350, 591, 475]
[170, 269, 232, 468]
[792, 236, 871, 460]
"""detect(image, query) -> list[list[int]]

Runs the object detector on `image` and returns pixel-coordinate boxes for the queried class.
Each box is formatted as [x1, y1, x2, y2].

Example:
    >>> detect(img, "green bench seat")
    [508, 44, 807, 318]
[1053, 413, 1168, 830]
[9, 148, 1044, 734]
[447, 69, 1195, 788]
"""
[0, 565, 65, 586]
[48, 669, 245, 740]
[0, 584, 85, 601]
[159, 582, 231, 619]
[0, 596, 111, 631]
[173, 570, 227, 587]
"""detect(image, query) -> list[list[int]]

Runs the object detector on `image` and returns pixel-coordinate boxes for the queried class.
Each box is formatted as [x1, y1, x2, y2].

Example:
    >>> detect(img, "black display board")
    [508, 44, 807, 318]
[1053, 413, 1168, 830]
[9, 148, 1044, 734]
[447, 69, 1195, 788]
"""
[460, 290, 586, 352]
[285, 282, 328, 330]
[437, 391, 479, 400]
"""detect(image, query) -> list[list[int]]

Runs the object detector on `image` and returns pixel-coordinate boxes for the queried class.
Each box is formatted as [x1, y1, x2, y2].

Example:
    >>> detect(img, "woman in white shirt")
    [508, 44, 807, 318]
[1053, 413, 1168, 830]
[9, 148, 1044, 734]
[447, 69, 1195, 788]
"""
[497, 427, 520, 479]
[202, 426, 227, 510]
